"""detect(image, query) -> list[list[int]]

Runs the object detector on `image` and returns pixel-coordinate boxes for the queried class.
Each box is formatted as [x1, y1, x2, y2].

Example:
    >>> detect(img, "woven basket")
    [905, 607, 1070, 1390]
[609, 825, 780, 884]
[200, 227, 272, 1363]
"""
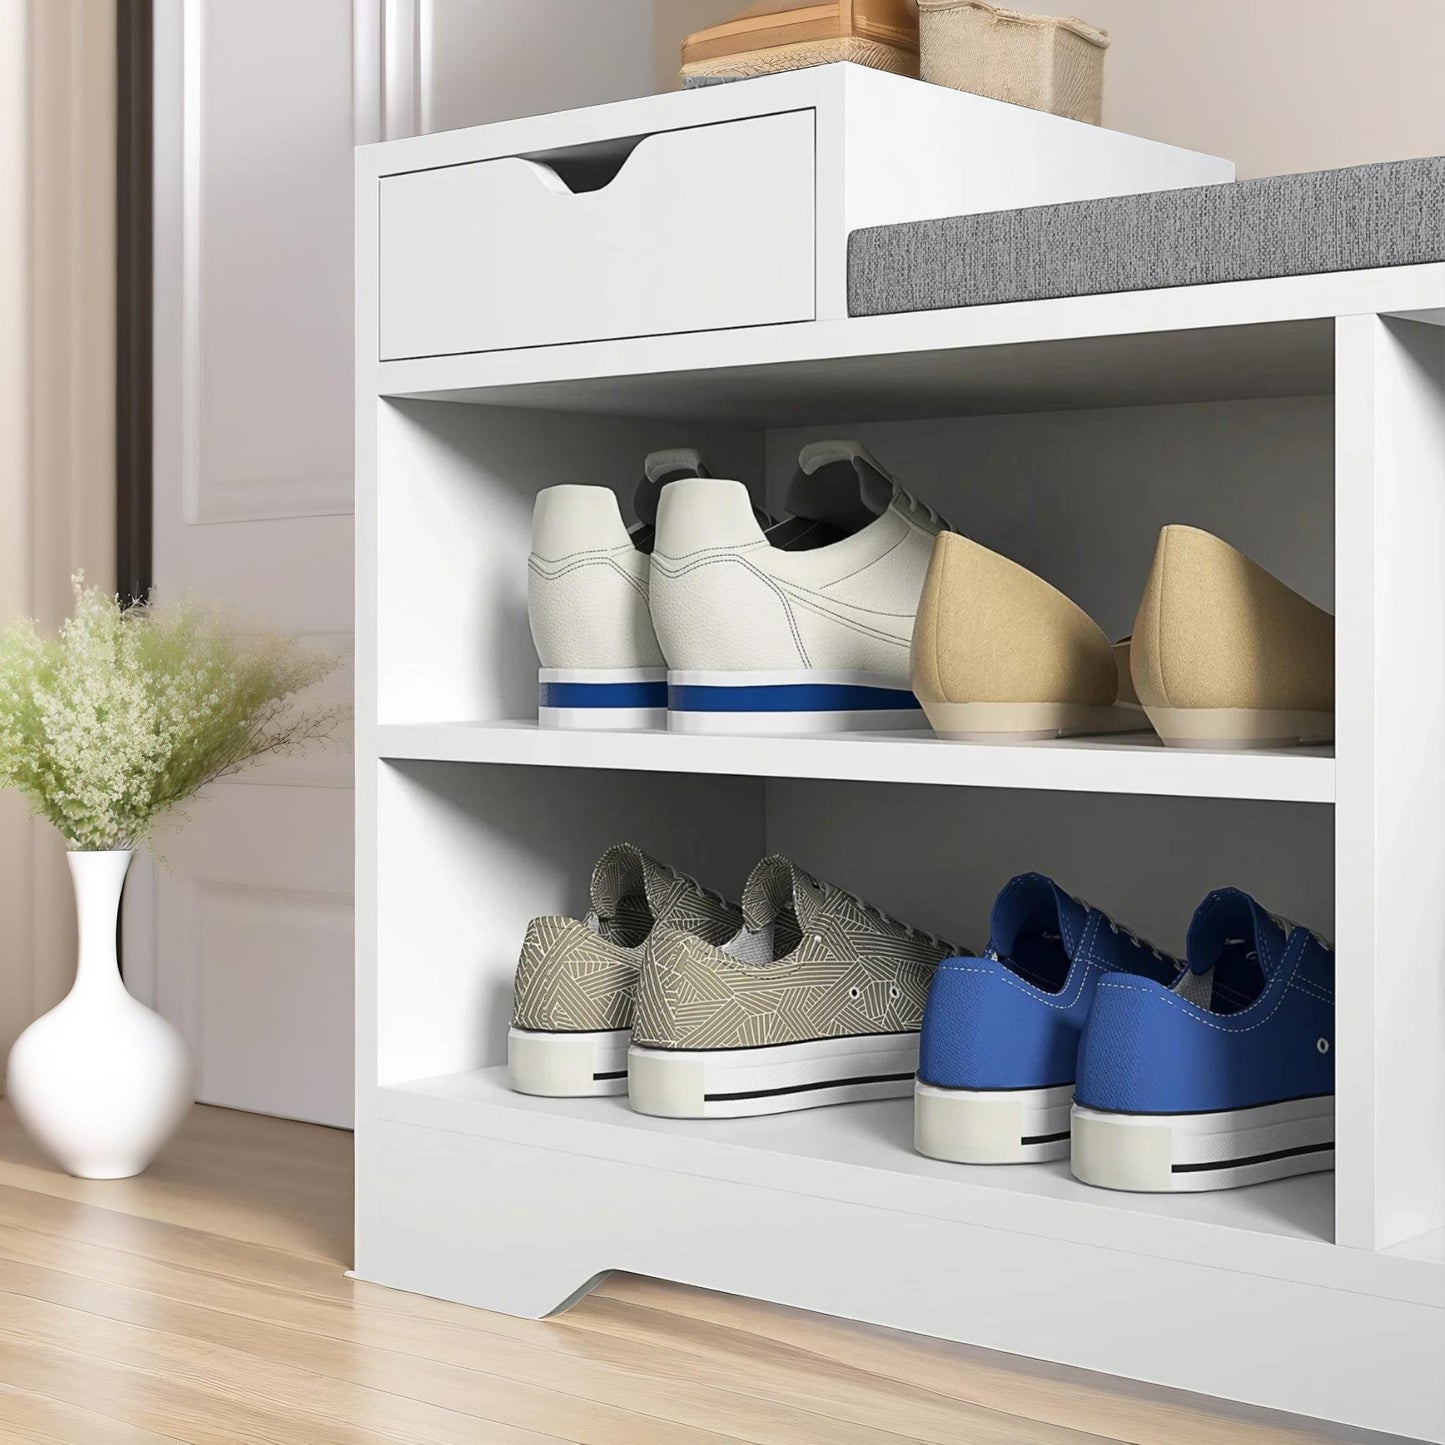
[918, 0, 1109, 125]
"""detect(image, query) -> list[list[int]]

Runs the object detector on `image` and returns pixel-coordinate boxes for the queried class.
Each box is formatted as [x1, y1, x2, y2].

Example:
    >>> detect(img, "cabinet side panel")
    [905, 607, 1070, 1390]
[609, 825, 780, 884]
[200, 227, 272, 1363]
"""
[355, 143, 382, 1274]
[1336, 313, 1445, 1250]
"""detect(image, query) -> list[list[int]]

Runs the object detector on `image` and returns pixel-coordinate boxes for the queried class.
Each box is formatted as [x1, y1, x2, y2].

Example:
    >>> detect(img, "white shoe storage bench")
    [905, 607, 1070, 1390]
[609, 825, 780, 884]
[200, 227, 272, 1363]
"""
[356, 66, 1445, 1440]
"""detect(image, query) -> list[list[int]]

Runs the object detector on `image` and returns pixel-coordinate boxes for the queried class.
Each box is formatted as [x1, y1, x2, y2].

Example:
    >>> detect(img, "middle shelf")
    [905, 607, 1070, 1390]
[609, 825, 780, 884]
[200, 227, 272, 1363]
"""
[376, 721, 1336, 804]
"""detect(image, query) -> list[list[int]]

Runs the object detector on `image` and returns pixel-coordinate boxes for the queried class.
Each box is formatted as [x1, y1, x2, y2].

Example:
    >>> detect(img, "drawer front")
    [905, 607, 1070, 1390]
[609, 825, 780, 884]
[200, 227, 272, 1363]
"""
[379, 110, 816, 360]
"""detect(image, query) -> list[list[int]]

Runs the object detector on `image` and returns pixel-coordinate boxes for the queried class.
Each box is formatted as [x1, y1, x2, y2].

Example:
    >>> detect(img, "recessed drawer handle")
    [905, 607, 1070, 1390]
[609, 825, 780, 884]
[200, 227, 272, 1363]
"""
[516, 132, 651, 196]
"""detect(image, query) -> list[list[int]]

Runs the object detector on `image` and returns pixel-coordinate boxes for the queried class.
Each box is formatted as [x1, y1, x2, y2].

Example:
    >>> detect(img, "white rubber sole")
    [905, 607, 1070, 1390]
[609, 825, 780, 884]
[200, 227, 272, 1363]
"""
[507, 1027, 630, 1097]
[537, 667, 667, 731]
[914, 1081, 1074, 1163]
[1142, 706, 1333, 751]
[1070, 1094, 1335, 1193]
[628, 1032, 920, 1118]
[920, 699, 1153, 743]
[667, 668, 928, 736]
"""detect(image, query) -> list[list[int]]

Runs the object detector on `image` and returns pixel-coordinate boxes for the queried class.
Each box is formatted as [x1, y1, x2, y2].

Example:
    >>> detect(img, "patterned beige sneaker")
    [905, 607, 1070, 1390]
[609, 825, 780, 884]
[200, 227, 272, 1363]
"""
[911, 531, 1151, 741]
[1130, 525, 1334, 749]
[508, 845, 741, 1098]
[628, 856, 961, 1118]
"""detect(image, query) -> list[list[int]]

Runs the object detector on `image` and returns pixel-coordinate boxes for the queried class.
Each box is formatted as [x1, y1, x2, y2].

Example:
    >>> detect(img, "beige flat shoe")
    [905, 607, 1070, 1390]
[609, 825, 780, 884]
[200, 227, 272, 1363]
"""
[911, 533, 1150, 741]
[1130, 525, 1334, 750]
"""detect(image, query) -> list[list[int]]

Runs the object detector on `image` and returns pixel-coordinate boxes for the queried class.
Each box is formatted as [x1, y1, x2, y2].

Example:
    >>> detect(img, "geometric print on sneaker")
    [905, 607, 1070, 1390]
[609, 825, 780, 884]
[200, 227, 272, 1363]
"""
[590, 843, 741, 949]
[512, 916, 644, 1033]
[511, 843, 741, 1034]
[631, 855, 961, 1050]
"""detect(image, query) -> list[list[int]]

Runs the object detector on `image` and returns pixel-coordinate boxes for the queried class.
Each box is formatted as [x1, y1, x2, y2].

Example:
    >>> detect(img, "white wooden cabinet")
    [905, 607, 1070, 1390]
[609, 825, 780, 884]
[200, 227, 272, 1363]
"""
[356, 65, 1445, 1441]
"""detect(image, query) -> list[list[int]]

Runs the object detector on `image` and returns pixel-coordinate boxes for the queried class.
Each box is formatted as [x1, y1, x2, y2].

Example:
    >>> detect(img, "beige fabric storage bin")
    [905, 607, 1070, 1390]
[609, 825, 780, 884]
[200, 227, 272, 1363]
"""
[918, 1, 1109, 125]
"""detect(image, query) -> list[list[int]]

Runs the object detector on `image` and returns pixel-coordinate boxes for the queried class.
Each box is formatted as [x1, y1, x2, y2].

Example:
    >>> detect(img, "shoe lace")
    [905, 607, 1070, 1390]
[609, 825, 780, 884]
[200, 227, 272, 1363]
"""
[824, 883, 945, 949]
[1265, 909, 1332, 952]
[1225, 926, 1332, 959]
[662, 863, 730, 912]
[1105, 914, 1172, 964]
[894, 484, 950, 531]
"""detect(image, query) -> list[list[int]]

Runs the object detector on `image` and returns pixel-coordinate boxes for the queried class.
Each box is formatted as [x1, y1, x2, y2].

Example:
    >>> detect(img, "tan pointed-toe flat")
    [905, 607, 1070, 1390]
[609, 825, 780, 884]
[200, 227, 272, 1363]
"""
[1130, 525, 1334, 750]
[911, 532, 1149, 741]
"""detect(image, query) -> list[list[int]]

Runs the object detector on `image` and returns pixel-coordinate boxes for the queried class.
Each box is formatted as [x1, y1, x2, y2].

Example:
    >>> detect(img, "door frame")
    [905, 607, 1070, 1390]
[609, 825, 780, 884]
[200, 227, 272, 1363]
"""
[117, 0, 153, 606]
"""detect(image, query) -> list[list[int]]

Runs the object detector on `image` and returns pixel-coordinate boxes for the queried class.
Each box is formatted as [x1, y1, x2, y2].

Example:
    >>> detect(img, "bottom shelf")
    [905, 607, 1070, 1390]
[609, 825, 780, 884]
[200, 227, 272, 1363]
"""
[383, 1065, 1333, 1256]
[369, 1067, 1445, 1440]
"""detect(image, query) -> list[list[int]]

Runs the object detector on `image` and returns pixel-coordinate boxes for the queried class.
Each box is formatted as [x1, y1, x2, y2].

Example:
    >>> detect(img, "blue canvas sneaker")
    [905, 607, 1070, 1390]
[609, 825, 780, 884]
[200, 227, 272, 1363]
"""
[1071, 888, 1334, 1193]
[915, 874, 1181, 1164]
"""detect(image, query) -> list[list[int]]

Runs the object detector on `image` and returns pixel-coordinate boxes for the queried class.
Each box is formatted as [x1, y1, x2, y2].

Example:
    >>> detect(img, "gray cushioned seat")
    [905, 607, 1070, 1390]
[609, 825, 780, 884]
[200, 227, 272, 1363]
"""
[847, 155, 1445, 316]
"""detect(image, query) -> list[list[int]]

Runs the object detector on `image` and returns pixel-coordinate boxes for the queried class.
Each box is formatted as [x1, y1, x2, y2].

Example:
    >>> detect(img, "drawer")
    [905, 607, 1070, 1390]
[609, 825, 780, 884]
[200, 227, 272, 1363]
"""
[379, 109, 816, 360]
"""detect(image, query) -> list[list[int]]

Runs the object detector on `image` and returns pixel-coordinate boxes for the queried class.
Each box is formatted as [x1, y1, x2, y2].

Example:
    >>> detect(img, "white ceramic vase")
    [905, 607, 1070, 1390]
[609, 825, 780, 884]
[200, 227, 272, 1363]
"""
[7, 849, 192, 1178]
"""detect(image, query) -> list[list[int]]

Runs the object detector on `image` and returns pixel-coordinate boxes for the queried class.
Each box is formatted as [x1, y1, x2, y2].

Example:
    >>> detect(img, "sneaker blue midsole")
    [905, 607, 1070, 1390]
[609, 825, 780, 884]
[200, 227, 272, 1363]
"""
[669, 680, 922, 714]
[539, 678, 668, 710]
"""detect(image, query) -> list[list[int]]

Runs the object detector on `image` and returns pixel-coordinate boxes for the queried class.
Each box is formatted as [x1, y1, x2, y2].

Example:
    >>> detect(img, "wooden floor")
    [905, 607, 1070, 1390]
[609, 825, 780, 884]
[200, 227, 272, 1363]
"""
[0, 1102, 1371, 1445]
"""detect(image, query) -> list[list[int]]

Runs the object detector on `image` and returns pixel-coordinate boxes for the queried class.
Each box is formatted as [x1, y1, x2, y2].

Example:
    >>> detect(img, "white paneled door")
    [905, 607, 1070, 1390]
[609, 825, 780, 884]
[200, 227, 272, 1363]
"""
[137, 0, 368, 1127]
[138, 0, 668, 1126]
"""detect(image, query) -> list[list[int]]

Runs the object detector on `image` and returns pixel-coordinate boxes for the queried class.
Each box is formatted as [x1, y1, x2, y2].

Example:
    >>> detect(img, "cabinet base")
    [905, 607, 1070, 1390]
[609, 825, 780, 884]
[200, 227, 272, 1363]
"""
[361, 1112, 1445, 1441]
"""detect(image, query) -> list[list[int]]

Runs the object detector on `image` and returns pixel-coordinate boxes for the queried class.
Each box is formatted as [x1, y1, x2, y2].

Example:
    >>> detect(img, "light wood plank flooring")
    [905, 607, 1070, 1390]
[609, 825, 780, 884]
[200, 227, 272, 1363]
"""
[0, 1101, 1376, 1444]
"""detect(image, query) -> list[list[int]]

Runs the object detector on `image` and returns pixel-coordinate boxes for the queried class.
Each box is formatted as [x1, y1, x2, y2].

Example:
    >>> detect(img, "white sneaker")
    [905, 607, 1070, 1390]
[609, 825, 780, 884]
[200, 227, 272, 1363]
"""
[650, 441, 948, 734]
[527, 450, 706, 729]
[529, 450, 785, 729]
[528, 483, 665, 729]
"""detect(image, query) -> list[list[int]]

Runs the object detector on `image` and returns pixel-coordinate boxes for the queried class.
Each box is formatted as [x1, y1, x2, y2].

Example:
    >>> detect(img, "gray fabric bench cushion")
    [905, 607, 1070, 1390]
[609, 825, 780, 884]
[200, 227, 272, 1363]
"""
[847, 156, 1445, 316]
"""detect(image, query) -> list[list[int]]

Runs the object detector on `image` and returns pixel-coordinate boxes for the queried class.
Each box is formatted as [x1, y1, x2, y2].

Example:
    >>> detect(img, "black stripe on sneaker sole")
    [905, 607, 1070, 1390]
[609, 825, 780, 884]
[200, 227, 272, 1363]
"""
[593, 1070, 627, 1081]
[1022, 1130, 1071, 1146]
[705, 1070, 915, 1103]
[1172, 1140, 1335, 1174]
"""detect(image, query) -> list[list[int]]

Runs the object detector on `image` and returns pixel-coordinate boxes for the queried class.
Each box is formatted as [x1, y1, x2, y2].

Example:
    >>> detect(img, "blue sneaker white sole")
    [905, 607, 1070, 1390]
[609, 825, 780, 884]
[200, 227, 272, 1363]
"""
[628, 1032, 921, 1118]
[914, 1081, 1074, 1164]
[666, 669, 928, 735]
[1070, 1094, 1335, 1193]
[507, 1026, 630, 1097]
[538, 668, 667, 731]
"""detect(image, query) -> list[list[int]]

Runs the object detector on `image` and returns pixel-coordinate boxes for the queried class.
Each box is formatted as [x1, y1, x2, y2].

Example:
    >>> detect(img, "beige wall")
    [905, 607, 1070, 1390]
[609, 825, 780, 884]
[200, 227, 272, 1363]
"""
[428, 0, 656, 133]
[1081, 0, 1445, 178]
[652, 0, 1445, 178]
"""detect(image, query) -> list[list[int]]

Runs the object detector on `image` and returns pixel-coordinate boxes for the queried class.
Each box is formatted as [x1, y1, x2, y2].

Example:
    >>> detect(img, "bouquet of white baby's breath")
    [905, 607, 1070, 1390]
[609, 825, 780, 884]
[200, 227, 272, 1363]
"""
[0, 578, 347, 851]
